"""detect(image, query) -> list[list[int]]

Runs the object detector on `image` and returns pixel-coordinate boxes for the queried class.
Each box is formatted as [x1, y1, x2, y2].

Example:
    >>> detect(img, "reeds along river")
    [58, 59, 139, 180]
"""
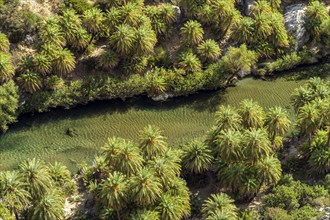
[0, 66, 329, 171]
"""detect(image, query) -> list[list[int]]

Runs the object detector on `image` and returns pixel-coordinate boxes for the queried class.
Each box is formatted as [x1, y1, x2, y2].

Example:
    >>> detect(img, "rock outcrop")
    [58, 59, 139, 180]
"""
[284, 4, 307, 49]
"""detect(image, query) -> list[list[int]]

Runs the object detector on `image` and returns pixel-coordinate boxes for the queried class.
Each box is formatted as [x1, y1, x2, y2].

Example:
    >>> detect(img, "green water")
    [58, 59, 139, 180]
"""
[1, 65, 329, 171]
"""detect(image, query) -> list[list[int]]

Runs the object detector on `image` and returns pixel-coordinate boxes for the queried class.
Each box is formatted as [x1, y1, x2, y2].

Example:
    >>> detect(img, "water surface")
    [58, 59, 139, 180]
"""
[1, 66, 329, 171]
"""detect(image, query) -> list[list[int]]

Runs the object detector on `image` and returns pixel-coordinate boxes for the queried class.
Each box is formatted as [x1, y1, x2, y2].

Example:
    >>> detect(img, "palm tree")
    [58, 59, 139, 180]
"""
[53, 48, 76, 76]
[178, 51, 202, 73]
[217, 162, 247, 194]
[181, 140, 213, 174]
[70, 28, 91, 51]
[139, 125, 168, 160]
[18, 56, 34, 74]
[202, 193, 238, 219]
[98, 48, 119, 70]
[305, 0, 329, 37]
[99, 171, 128, 219]
[129, 209, 160, 220]
[215, 129, 243, 162]
[196, 4, 214, 25]
[134, 26, 157, 55]
[145, 70, 167, 96]
[119, 2, 143, 27]
[297, 102, 321, 145]
[162, 149, 182, 180]
[320, 99, 330, 145]
[17, 72, 42, 93]
[180, 20, 204, 46]
[19, 158, 52, 199]
[130, 168, 162, 206]
[243, 128, 272, 164]
[0, 33, 9, 52]
[59, 9, 82, 45]
[45, 75, 64, 90]
[268, 0, 281, 10]
[238, 99, 265, 129]
[40, 44, 58, 59]
[222, 45, 258, 82]
[82, 8, 106, 40]
[160, 3, 177, 24]
[48, 162, 71, 186]
[105, 7, 123, 31]
[257, 156, 282, 187]
[253, 14, 273, 39]
[165, 177, 190, 217]
[148, 156, 180, 187]
[101, 137, 124, 166]
[265, 106, 291, 142]
[309, 147, 330, 174]
[291, 85, 312, 113]
[34, 53, 52, 75]
[38, 25, 66, 48]
[215, 105, 242, 131]
[251, 0, 272, 16]
[271, 12, 289, 47]
[110, 24, 136, 56]
[29, 189, 64, 220]
[157, 193, 186, 220]
[205, 209, 236, 220]
[232, 17, 255, 44]
[0, 52, 14, 82]
[0, 171, 30, 220]
[115, 139, 144, 176]
[197, 39, 221, 62]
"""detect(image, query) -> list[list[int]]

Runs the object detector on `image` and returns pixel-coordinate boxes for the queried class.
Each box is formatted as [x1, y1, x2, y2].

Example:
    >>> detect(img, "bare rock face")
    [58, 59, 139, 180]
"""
[284, 4, 307, 49]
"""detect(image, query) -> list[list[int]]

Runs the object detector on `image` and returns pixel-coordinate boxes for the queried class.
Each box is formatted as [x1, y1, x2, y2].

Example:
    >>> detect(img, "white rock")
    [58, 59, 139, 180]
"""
[284, 4, 307, 50]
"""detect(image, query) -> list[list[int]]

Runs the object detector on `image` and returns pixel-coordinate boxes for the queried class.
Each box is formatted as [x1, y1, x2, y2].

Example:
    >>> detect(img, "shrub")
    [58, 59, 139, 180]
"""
[265, 52, 302, 74]
[291, 205, 320, 220]
[0, 80, 19, 132]
[263, 207, 293, 220]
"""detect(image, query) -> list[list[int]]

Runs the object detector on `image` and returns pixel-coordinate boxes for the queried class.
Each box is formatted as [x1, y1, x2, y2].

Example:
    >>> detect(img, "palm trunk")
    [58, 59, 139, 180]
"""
[116, 208, 121, 220]
[220, 17, 233, 40]
[82, 33, 96, 54]
[14, 210, 19, 220]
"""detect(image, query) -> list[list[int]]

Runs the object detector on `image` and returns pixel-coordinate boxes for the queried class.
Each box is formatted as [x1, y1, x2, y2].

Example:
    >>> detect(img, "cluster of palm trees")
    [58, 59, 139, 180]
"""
[233, 0, 289, 58]
[196, 99, 291, 199]
[0, 159, 74, 219]
[306, 1, 329, 40]
[79, 125, 190, 219]
[291, 77, 330, 174]
[180, 0, 288, 59]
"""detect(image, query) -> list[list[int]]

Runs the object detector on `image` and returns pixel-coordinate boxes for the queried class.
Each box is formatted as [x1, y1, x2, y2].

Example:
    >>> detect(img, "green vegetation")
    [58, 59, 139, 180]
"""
[1, 78, 329, 219]
[0, 0, 329, 131]
[0, 0, 330, 218]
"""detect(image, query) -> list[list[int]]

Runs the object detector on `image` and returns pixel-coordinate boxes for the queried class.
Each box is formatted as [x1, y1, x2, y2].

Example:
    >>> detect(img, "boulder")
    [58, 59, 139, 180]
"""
[152, 93, 174, 101]
[245, 0, 255, 15]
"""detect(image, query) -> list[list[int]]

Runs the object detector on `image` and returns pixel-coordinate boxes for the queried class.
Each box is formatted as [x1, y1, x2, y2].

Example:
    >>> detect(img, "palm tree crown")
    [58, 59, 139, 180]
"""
[181, 140, 213, 174]
[180, 20, 204, 46]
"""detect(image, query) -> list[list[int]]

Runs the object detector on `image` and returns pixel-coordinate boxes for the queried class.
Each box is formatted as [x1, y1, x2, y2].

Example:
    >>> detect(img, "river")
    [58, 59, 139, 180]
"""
[0, 64, 329, 171]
